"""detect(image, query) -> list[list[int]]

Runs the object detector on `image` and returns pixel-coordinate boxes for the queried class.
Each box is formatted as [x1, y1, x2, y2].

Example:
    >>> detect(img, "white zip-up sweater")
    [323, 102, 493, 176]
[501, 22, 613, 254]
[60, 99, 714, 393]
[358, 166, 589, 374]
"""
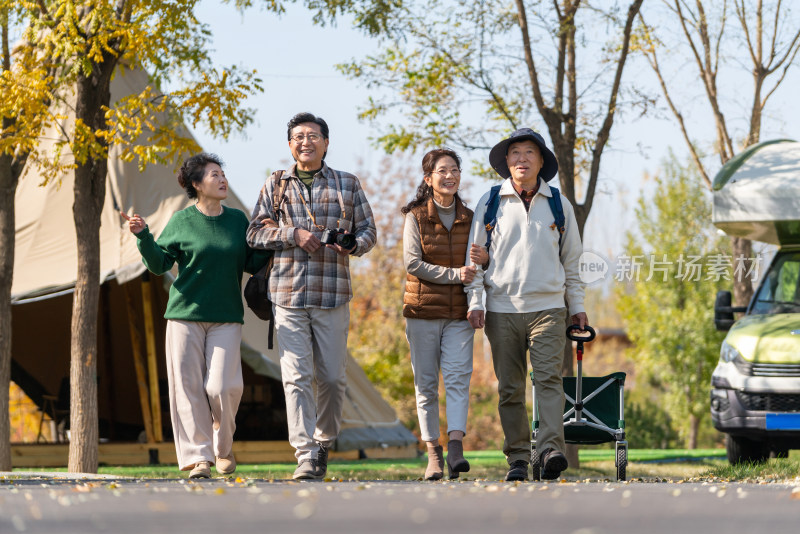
[464, 178, 585, 315]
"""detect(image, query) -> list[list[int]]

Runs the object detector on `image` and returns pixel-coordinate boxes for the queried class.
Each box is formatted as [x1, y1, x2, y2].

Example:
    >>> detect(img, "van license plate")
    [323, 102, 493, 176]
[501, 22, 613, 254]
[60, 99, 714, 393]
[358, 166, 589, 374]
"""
[765, 413, 800, 430]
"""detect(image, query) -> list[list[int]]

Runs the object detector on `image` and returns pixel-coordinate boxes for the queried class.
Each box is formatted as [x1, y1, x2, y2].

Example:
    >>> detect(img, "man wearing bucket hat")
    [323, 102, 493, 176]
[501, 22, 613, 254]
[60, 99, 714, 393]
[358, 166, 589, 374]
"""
[464, 128, 587, 481]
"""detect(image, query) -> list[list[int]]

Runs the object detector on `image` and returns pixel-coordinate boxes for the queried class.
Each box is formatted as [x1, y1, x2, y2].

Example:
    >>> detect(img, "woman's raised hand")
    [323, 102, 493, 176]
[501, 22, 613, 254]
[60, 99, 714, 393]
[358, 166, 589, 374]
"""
[120, 211, 146, 235]
[470, 244, 489, 266]
[460, 265, 476, 284]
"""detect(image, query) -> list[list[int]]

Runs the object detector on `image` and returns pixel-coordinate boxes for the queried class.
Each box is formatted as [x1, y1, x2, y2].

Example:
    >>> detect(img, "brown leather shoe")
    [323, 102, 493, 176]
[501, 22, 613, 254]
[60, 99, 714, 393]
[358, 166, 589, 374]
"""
[215, 454, 236, 475]
[424, 445, 444, 481]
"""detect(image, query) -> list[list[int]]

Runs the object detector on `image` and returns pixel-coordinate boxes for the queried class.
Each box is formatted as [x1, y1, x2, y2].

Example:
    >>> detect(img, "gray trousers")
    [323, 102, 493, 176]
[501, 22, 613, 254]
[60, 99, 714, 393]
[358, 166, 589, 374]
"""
[484, 308, 567, 464]
[405, 318, 474, 442]
[274, 304, 349, 462]
[165, 320, 243, 470]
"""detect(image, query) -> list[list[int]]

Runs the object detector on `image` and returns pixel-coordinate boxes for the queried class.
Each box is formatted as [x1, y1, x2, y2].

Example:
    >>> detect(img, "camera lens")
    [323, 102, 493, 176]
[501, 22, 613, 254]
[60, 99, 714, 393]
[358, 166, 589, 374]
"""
[337, 232, 356, 249]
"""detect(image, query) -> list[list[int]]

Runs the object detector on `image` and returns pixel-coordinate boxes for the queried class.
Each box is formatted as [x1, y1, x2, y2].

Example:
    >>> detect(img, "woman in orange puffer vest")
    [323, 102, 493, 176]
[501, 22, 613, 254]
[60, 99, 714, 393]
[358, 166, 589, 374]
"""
[402, 148, 488, 480]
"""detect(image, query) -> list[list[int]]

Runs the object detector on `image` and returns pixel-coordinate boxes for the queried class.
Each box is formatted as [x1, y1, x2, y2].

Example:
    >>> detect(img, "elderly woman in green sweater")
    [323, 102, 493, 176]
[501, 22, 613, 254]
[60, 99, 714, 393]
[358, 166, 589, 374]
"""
[122, 153, 269, 479]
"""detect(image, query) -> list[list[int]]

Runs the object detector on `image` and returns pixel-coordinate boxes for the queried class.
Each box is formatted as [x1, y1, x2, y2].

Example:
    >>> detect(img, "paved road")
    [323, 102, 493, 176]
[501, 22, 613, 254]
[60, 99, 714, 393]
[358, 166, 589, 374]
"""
[1, 475, 798, 533]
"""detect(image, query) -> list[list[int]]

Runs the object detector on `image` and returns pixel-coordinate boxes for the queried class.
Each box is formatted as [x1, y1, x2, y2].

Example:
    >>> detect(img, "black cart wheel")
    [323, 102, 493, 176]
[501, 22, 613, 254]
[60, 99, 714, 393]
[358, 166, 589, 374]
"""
[616, 446, 627, 482]
[531, 447, 542, 481]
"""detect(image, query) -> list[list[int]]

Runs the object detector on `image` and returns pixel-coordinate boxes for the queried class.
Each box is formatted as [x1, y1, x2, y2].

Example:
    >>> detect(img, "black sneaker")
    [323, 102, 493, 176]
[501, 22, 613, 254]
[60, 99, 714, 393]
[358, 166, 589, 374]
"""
[541, 448, 568, 480]
[316, 443, 330, 479]
[505, 460, 529, 481]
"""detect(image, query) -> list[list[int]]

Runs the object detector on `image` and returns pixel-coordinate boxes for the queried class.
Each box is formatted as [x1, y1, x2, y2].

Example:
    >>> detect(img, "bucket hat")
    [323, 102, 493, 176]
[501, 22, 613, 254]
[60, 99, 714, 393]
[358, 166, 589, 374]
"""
[489, 128, 558, 181]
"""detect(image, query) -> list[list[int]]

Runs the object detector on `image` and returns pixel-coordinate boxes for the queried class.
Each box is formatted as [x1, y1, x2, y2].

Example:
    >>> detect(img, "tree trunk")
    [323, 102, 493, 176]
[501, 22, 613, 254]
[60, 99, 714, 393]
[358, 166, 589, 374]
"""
[687, 413, 699, 450]
[731, 236, 754, 309]
[68, 65, 114, 473]
[0, 153, 18, 471]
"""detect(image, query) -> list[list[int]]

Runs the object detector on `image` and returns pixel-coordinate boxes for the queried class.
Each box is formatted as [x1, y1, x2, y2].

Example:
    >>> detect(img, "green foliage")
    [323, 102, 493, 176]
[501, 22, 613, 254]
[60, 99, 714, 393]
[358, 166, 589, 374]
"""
[615, 158, 730, 448]
[10, 0, 266, 182]
[337, 0, 645, 186]
[624, 388, 679, 449]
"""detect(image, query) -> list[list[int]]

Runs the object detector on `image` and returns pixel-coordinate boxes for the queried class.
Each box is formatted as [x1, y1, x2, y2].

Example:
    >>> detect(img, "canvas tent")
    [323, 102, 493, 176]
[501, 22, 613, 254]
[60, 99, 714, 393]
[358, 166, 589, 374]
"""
[10, 67, 415, 452]
[712, 139, 800, 246]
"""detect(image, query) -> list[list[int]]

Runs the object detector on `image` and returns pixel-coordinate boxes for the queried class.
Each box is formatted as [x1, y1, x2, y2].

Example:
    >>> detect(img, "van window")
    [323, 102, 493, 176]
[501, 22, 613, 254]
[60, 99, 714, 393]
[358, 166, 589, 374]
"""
[751, 251, 800, 314]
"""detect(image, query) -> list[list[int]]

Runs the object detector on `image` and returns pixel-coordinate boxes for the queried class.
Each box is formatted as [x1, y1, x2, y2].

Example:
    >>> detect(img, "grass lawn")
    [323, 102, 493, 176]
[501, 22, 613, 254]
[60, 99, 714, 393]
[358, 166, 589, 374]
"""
[13, 449, 798, 482]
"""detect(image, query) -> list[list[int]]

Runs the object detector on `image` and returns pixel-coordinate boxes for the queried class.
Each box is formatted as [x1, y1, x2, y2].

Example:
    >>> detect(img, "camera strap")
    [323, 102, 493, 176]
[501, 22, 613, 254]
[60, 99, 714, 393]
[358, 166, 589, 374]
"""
[289, 169, 348, 230]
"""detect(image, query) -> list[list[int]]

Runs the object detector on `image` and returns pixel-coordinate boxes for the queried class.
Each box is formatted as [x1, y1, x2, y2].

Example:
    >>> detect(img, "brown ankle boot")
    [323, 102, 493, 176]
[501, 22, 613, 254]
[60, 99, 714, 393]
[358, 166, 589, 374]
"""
[424, 445, 444, 480]
[446, 440, 470, 479]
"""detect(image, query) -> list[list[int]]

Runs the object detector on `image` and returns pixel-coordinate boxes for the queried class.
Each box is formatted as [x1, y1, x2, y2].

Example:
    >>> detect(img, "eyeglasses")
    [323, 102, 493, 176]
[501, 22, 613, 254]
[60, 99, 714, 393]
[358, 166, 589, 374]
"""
[290, 133, 324, 143]
[431, 169, 461, 178]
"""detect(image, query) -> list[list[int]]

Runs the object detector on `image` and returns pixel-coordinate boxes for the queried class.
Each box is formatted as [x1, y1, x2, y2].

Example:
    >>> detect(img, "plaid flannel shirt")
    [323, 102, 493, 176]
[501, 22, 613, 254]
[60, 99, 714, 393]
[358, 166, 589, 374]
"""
[246, 162, 377, 309]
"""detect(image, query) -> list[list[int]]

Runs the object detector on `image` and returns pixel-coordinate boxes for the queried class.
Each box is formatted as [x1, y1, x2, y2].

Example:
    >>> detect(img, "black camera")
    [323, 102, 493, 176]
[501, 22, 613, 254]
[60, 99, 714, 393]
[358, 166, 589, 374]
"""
[321, 228, 356, 249]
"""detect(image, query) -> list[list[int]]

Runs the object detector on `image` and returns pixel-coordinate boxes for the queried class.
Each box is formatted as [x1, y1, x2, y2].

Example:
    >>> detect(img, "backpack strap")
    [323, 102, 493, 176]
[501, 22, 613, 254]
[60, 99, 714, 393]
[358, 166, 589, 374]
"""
[263, 170, 286, 350]
[546, 184, 566, 251]
[482, 184, 503, 248]
[271, 170, 288, 224]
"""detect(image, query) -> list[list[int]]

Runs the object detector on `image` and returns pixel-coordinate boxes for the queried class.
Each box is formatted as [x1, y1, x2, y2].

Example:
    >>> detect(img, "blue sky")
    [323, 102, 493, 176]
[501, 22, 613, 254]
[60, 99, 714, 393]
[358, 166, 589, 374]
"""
[191, 2, 800, 259]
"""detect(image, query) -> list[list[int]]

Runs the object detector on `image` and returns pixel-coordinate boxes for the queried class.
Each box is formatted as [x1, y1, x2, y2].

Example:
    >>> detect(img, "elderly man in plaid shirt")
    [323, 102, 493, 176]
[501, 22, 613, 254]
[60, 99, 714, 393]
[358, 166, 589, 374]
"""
[247, 112, 377, 480]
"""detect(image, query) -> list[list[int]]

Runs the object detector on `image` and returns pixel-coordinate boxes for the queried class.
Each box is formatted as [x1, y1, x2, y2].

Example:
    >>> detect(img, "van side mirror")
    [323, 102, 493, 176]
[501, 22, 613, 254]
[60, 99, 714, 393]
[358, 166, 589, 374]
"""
[714, 290, 747, 331]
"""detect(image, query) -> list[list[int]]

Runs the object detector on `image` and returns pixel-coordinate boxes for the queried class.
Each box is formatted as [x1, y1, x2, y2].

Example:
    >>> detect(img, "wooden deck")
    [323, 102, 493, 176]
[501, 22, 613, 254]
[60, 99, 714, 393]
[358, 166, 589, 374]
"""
[10, 441, 418, 468]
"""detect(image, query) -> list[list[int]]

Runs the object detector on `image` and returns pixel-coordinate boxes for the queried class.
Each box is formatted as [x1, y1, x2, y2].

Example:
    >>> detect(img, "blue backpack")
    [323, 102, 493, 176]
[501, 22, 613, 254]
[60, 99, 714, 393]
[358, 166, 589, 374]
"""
[483, 182, 566, 249]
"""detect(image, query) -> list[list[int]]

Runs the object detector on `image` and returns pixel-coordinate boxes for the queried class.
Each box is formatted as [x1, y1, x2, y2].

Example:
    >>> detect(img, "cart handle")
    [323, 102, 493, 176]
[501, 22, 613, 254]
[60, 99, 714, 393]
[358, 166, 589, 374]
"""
[566, 324, 596, 343]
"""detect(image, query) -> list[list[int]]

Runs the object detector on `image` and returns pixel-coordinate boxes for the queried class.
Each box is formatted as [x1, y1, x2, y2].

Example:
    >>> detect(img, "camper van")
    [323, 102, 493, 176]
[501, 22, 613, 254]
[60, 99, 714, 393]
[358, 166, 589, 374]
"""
[710, 140, 800, 465]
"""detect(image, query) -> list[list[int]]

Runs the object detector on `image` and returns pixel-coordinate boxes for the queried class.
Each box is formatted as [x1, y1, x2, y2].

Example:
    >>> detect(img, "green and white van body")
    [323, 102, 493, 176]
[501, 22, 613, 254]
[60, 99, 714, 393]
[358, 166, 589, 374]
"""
[710, 140, 800, 464]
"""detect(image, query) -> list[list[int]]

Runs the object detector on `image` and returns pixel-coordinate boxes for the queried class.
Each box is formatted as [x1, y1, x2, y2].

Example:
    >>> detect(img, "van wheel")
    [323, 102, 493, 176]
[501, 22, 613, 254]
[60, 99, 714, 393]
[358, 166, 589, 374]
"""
[726, 435, 768, 465]
[769, 448, 789, 459]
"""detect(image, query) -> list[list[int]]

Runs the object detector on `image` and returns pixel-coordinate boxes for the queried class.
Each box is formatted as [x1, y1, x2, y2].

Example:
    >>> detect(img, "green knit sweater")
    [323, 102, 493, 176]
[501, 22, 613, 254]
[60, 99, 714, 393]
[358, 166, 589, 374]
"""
[135, 205, 271, 323]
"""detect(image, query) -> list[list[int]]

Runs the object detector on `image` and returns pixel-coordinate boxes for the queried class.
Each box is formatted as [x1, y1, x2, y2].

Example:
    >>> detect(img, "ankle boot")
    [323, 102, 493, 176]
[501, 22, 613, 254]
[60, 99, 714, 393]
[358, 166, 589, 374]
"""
[424, 445, 444, 481]
[446, 440, 470, 479]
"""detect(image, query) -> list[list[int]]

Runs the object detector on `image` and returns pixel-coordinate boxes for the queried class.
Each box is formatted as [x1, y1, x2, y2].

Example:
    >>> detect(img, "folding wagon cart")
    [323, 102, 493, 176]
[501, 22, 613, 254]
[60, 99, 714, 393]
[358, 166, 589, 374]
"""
[530, 325, 628, 481]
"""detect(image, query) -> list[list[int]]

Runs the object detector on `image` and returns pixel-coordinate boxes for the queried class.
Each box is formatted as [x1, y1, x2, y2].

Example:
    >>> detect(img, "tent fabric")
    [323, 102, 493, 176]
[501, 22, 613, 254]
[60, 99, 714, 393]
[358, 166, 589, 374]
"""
[712, 140, 800, 246]
[11, 67, 416, 450]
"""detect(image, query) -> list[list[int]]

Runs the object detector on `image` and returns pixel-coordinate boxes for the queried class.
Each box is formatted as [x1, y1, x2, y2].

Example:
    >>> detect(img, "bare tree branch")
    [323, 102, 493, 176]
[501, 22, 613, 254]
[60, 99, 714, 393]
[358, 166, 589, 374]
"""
[765, 25, 800, 74]
[513, 0, 555, 124]
[643, 24, 712, 186]
[713, 0, 728, 74]
[675, 1, 734, 161]
[582, 0, 645, 217]
[768, 0, 781, 65]
[762, 41, 800, 104]
[735, 0, 759, 66]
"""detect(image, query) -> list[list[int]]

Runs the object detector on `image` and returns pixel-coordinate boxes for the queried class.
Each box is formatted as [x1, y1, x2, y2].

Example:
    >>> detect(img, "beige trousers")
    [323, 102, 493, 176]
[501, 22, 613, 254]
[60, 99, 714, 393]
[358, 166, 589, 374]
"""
[405, 318, 474, 442]
[484, 308, 567, 464]
[165, 320, 243, 470]
[274, 304, 349, 462]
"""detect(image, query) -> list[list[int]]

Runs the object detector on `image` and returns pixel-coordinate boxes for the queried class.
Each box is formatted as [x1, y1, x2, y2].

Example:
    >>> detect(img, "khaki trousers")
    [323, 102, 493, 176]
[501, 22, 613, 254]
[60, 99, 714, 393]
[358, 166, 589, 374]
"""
[274, 304, 349, 462]
[484, 308, 567, 464]
[165, 320, 243, 470]
[405, 318, 474, 442]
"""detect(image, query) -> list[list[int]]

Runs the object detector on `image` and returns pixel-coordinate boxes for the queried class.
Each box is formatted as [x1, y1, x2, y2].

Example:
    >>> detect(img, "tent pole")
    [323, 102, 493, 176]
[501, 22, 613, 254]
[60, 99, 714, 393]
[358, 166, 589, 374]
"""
[141, 272, 163, 442]
[124, 283, 155, 444]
